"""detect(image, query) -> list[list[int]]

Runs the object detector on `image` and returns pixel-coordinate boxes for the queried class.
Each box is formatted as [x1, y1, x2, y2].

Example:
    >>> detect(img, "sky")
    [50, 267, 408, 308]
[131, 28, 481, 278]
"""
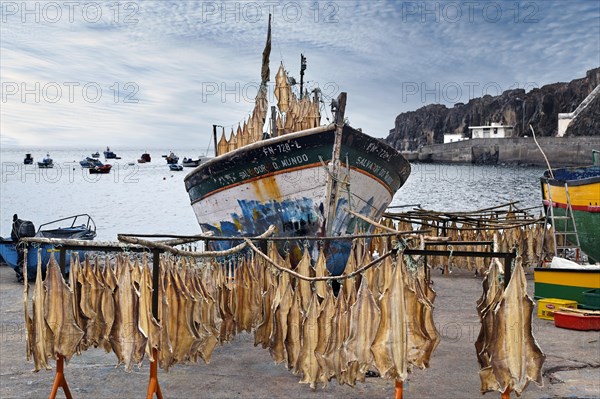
[1, 0, 599, 150]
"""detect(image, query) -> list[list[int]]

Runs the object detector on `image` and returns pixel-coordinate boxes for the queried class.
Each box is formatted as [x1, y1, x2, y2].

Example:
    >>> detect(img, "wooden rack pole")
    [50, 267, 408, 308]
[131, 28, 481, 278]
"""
[146, 249, 163, 399]
[48, 249, 73, 399]
[394, 380, 403, 399]
[48, 355, 72, 399]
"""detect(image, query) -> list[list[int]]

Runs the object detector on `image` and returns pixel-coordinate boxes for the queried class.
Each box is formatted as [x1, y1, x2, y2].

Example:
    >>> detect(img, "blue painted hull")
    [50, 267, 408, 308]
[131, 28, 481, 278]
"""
[0, 241, 80, 277]
[186, 124, 411, 275]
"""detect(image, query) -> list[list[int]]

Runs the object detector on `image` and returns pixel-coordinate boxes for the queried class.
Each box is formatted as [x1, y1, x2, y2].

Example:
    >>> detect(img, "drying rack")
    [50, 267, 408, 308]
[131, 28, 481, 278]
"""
[21, 229, 518, 399]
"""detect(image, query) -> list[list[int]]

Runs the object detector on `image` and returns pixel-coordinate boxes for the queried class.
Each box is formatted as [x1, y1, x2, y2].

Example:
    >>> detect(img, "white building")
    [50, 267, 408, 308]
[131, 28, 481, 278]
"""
[468, 122, 513, 139]
[443, 133, 467, 143]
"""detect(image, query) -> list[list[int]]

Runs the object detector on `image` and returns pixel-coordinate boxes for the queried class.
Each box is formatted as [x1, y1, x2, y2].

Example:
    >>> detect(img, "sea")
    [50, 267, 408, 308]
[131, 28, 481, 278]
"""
[0, 147, 547, 241]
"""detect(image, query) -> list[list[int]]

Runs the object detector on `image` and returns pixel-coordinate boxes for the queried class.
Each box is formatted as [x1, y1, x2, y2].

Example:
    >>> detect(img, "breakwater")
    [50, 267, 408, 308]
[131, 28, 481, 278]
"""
[405, 136, 600, 167]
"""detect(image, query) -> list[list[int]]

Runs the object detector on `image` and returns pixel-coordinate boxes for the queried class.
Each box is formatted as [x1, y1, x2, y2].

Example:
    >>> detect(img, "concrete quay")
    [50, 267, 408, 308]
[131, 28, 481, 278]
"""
[405, 136, 600, 167]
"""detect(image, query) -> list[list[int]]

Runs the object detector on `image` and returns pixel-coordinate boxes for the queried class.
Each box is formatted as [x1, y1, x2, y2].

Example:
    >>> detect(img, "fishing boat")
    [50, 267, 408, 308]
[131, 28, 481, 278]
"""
[0, 214, 96, 277]
[37, 153, 53, 168]
[104, 147, 120, 159]
[182, 157, 202, 167]
[89, 164, 112, 174]
[169, 163, 183, 171]
[184, 17, 411, 275]
[540, 162, 600, 262]
[139, 152, 151, 163]
[23, 153, 33, 165]
[79, 157, 103, 168]
[164, 152, 179, 164]
[91, 151, 100, 158]
[534, 257, 600, 305]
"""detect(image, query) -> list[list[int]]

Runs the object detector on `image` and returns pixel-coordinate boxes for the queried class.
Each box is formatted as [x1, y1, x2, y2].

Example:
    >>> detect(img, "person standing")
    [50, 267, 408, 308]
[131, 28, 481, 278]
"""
[11, 214, 25, 283]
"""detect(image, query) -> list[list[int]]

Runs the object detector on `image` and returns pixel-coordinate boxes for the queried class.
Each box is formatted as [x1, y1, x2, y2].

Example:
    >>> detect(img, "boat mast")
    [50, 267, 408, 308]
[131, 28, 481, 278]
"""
[299, 54, 306, 99]
[324, 92, 347, 237]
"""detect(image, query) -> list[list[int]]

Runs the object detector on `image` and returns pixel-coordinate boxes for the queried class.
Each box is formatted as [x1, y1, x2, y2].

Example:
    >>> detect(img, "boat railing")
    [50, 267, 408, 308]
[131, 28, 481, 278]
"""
[36, 214, 97, 237]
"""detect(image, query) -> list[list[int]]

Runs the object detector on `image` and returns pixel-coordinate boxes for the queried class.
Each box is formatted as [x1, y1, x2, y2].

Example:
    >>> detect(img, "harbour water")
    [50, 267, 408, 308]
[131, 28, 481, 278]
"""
[0, 147, 546, 241]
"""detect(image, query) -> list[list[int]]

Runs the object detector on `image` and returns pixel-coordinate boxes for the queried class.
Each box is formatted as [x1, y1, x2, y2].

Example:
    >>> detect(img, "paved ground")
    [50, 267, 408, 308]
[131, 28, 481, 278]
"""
[0, 263, 598, 399]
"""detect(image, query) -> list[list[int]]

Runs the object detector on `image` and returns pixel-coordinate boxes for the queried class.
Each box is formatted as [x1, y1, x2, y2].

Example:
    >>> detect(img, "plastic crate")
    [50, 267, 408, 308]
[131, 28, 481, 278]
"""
[582, 289, 600, 310]
[537, 298, 577, 320]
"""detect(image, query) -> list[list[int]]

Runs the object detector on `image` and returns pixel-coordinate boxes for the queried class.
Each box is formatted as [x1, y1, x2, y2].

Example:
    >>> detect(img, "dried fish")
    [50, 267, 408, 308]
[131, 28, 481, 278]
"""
[101, 259, 117, 353]
[138, 259, 161, 361]
[344, 278, 381, 385]
[295, 247, 313, 312]
[488, 259, 545, 395]
[31, 251, 53, 371]
[322, 290, 349, 384]
[285, 288, 302, 373]
[297, 292, 320, 388]
[314, 290, 336, 386]
[109, 257, 147, 371]
[314, 247, 329, 300]
[254, 285, 275, 348]
[269, 279, 293, 364]
[371, 255, 409, 381]
[166, 268, 196, 364]
[44, 255, 84, 362]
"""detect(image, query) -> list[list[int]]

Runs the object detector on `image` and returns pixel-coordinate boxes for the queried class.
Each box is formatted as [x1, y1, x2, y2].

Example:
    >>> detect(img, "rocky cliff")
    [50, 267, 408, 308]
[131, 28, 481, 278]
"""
[386, 67, 600, 151]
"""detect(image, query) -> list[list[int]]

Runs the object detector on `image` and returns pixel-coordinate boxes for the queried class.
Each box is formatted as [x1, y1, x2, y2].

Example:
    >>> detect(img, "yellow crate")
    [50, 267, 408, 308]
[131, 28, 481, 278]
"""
[538, 298, 577, 320]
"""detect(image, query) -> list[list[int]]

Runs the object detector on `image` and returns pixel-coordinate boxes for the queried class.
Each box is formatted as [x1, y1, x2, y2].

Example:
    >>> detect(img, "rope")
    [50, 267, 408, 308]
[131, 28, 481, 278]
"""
[243, 237, 396, 282]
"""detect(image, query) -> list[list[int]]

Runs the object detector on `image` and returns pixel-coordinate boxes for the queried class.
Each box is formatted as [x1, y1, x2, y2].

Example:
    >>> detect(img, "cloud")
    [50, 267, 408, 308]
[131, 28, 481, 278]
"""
[1, 0, 598, 148]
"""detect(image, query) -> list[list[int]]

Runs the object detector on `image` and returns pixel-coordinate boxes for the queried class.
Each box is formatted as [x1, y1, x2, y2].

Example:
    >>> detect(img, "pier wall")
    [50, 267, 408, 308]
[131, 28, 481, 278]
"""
[411, 136, 600, 167]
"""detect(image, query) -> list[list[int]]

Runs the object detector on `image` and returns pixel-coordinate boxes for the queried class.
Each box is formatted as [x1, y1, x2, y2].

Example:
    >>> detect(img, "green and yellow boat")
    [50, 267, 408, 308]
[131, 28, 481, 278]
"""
[541, 164, 600, 262]
[534, 264, 600, 305]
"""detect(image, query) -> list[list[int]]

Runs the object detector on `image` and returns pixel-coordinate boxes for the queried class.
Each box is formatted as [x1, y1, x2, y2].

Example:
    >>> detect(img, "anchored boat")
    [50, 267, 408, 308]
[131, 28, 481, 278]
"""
[0, 214, 96, 277]
[89, 164, 112, 174]
[104, 146, 120, 159]
[182, 157, 202, 167]
[540, 163, 600, 262]
[79, 157, 103, 168]
[184, 17, 410, 274]
[164, 152, 179, 164]
[37, 153, 53, 168]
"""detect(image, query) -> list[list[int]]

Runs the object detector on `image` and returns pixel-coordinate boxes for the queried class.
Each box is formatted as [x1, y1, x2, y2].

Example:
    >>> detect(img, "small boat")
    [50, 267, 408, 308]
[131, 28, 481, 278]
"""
[37, 153, 53, 168]
[541, 160, 600, 262]
[139, 152, 151, 163]
[89, 164, 112, 174]
[91, 152, 100, 158]
[79, 157, 103, 168]
[182, 157, 202, 167]
[104, 146, 120, 159]
[164, 152, 179, 164]
[184, 18, 410, 275]
[534, 257, 600, 305]
[24, 153, 34, 165]
[554, 308, 600, 331]
[169, 164, 183, 171]
[0, 214, 96, 278]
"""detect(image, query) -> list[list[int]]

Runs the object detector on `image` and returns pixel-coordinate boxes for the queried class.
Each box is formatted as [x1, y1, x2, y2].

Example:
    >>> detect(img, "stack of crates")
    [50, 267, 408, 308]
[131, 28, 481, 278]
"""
[538, 298, 577, 320]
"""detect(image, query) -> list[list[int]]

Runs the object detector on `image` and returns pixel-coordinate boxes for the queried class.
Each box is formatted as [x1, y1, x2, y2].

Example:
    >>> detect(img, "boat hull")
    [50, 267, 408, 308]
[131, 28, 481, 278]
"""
[185, 124, 411, 275]
[534, 267, 600, 304]
[0, 240, 80, 276]
[541, 165, 600, 262]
